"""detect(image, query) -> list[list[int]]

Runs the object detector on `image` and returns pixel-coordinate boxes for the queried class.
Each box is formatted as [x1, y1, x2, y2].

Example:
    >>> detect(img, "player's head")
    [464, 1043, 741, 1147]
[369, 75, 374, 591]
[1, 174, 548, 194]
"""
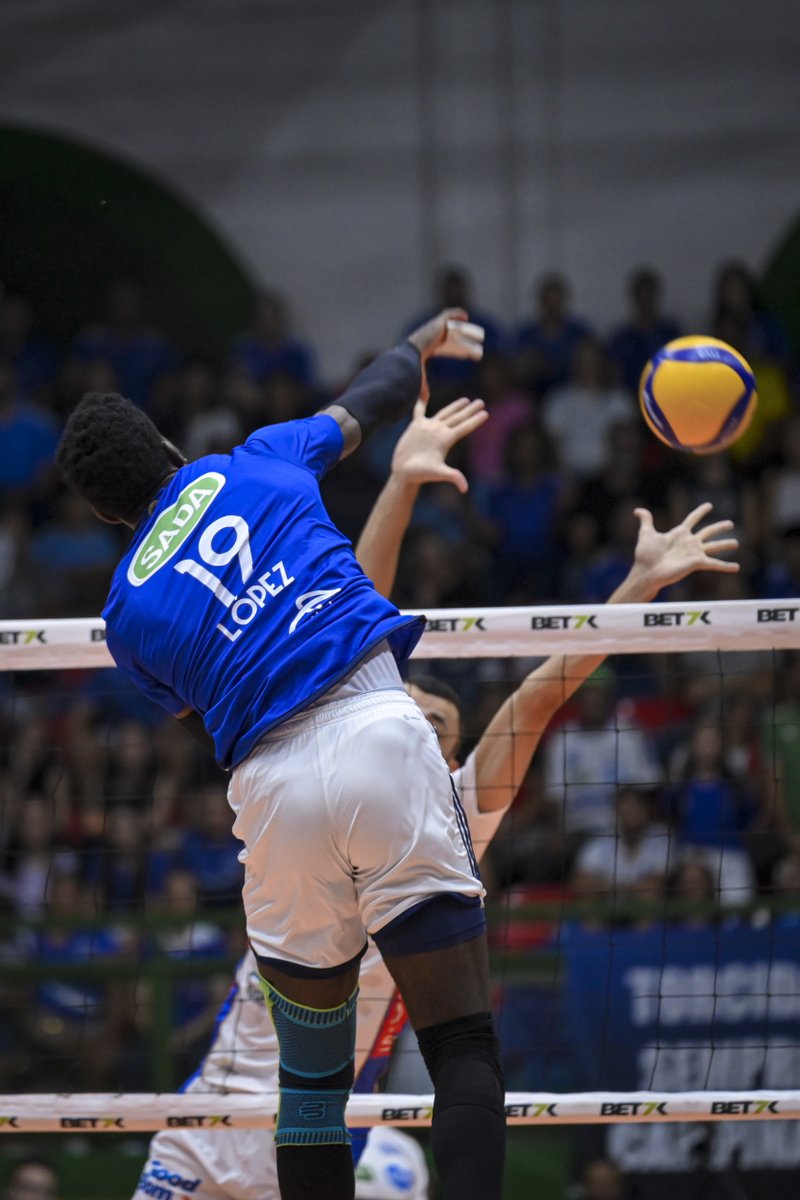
[4, 1156, 60, 1200]
[56, 392, 186, 526]
[406, 674, 462, 768]
[355, 1128, 430, 1200]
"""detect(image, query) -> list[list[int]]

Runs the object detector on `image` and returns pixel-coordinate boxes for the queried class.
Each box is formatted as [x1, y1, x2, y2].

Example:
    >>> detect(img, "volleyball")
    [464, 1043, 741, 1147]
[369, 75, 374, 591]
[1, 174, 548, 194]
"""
[639, 335, 758, 454]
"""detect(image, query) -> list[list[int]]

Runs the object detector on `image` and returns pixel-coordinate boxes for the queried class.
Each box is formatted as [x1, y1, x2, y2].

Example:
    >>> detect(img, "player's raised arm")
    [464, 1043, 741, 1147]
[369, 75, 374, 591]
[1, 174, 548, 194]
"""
[355, 396, 488, 595]
[473, 502, 740, 813]
[322, 308, 484, 457]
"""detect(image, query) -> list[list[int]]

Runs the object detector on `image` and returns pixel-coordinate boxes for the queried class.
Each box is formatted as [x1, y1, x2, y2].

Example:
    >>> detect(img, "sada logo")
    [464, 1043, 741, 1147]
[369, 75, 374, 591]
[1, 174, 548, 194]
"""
[127, 472, 225, 587]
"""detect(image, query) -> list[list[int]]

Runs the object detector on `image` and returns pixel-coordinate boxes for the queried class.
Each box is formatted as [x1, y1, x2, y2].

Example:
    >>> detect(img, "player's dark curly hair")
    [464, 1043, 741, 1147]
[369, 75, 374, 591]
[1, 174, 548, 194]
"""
[56, 392, 173, 524]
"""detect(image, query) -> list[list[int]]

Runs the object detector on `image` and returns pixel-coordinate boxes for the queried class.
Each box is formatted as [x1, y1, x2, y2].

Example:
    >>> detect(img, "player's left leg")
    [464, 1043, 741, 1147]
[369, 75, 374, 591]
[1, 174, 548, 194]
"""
[377, 924, 505, 1200]
[256, 960, 361, 1200]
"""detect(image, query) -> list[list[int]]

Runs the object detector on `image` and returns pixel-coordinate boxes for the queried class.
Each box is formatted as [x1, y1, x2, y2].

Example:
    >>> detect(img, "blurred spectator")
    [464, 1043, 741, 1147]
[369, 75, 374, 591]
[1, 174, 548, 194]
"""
[149, 357, 220, 449]
[0, 291, 59, 400]
[759, 525, 800, 598]
[3, 1157, 61, 1200]
[232, 289, 316, 389]
[544, 667, 662, 840]
[489, 773, 563, 888]
[395, 528, 472, 609]
[543, 339, 634, 478]
[670, 858, 717, 929]
[772, 851, 800, 929]
[0, 359, 59, 499]
[478, 423, 569, 601]
[20, 869, 125, 1089]
[762, 654, 800, 841]
[607, 267, 682, 394]
[759, 416, 800, 538]
[69, 279, 178, 406]
[668, 723, 756, 904]
[516, 272, 593, 397]
[404, 265, 506, 388]
[176, 785, 243, 908]
[84, 805, 172, 914]
[571, 786, 670, 901]
[578, 500, 643, 604]
[0, 504, 37, 616]
[667, 452, 742, 531]
[714, 311, 792, 469]
[712, 260, 791, 368]
[146, 868, 229, 1081]
[0, 794, 76, 918]
[570, 1157, 627, 1200]
[576, 422, 666, 546]
[465, 355, 533, 484]
[28, 489, 120, 614]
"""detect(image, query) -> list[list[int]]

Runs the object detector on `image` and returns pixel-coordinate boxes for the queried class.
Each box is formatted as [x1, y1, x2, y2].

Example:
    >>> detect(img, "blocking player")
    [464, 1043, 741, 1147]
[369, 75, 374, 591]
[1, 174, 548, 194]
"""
[131, 399, 739, 1200]
[57, 310, 507, 1200]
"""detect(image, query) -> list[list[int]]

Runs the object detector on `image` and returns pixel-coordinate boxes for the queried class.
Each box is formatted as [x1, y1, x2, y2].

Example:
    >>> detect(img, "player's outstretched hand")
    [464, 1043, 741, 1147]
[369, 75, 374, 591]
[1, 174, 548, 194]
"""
[406, 309, 485, 401]
[632, 502, 740, 593]
[391, 396, 488, 494]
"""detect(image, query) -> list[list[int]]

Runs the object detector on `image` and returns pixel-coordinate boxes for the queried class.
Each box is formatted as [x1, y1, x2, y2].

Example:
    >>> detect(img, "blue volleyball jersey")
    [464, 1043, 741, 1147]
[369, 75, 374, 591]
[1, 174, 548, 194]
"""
[102, 414, 423, 768]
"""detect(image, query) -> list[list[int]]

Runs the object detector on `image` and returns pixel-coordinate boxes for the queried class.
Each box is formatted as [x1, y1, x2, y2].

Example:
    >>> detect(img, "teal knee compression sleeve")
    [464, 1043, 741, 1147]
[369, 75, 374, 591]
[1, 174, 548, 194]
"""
[262, 982, 358, 1147]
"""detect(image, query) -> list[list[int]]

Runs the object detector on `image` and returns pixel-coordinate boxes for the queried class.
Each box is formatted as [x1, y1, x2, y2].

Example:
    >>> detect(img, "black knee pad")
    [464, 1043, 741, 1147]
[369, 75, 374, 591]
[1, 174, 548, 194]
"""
[416, 1011, 505, 1116]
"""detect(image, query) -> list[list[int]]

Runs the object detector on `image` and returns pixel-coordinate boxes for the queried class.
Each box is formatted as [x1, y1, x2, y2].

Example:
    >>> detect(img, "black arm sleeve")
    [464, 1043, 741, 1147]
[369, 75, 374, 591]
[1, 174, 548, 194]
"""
[334, 341, 421, 439]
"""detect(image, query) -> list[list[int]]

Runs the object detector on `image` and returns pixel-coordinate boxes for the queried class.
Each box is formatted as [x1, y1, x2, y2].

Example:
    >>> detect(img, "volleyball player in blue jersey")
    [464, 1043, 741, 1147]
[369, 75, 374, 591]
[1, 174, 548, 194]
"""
[127, 392, 739, 1200]
[57, 311, 506, 1200]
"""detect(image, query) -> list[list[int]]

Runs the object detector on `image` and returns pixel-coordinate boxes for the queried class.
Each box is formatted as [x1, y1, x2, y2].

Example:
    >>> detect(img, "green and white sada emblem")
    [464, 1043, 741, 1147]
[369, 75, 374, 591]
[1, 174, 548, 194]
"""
[127, 471, 226, 586]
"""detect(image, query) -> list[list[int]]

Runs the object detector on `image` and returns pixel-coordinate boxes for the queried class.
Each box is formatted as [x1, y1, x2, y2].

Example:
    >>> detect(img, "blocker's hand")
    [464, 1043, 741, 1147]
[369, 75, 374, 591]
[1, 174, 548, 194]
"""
[632, 502, 740, 594]
[407, 308, 485, 401]
[391, 396, 488, 494]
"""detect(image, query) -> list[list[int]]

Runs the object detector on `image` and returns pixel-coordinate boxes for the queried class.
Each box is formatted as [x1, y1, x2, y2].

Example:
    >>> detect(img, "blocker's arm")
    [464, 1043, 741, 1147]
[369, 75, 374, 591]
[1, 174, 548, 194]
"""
[472, 503, 739, 812]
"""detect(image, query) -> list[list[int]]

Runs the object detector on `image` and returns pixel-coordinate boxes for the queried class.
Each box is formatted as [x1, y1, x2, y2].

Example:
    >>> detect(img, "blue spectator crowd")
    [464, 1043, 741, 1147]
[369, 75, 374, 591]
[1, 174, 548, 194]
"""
[1, 260, 800, 1093]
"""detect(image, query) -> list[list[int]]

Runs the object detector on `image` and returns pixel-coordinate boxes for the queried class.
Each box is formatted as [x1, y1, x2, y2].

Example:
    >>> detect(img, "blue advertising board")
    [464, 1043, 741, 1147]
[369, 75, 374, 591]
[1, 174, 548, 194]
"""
[562, 922, 800, 1189]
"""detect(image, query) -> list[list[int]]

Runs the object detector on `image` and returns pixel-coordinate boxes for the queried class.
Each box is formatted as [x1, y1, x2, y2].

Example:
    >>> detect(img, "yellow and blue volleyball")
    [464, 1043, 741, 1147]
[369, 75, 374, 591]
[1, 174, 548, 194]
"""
[639, 336, 758, 454]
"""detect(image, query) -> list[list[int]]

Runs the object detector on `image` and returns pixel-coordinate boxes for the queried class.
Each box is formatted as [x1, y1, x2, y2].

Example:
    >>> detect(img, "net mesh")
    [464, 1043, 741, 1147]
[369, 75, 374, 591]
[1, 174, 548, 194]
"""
[2, 604, 800, 1177]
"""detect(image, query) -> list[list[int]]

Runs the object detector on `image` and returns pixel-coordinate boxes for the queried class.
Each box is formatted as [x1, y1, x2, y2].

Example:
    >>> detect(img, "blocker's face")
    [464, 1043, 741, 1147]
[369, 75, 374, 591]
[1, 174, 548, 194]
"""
[406, 683, 462, 769]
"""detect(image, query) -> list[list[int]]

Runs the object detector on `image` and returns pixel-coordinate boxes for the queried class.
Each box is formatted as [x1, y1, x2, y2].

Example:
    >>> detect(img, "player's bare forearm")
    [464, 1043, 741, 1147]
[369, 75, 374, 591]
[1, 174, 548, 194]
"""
[355, 475, 419, 598]
[473, 504, 739, 812]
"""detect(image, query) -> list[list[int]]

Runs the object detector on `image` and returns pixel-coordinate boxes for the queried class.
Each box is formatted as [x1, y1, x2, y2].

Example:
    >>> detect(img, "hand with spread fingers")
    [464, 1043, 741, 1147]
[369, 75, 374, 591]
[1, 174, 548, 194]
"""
[391, 396, 488, 494]
[630, 502, 740, 597]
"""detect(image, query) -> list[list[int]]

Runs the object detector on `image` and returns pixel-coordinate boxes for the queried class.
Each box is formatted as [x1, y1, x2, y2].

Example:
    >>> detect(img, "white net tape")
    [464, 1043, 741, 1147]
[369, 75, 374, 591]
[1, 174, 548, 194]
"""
[2, 1091, 800, 1132]
[2, 598, 800, 670]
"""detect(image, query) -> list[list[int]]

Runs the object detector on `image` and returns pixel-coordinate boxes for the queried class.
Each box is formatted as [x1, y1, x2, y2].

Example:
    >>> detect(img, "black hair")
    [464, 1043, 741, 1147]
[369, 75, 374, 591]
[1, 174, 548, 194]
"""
[56, 392, 173, 524]
[406, 672, 464, 726]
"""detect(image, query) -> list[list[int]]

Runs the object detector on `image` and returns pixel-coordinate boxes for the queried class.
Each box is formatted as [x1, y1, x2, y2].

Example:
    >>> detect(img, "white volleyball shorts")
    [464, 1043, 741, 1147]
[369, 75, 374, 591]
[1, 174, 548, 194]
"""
[227, 685, 484, 973]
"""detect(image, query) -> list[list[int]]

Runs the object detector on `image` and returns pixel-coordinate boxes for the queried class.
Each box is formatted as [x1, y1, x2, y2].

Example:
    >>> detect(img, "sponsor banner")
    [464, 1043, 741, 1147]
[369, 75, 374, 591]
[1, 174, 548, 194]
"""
[3, 600, 800, 672]
[563, 924, 800, 1181]
[0, 619, 111, 671]
[2, 1089, 800, 1132]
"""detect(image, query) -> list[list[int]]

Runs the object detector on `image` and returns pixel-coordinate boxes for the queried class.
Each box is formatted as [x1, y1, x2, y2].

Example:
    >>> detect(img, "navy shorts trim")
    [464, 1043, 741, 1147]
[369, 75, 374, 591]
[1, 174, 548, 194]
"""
[255, 940, 368, 980]
[372, 893, 486, 957]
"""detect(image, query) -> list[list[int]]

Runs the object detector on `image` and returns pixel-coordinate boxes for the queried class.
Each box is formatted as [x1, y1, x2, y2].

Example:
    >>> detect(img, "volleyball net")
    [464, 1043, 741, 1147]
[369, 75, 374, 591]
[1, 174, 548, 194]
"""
[2, 600, 800, 1154]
